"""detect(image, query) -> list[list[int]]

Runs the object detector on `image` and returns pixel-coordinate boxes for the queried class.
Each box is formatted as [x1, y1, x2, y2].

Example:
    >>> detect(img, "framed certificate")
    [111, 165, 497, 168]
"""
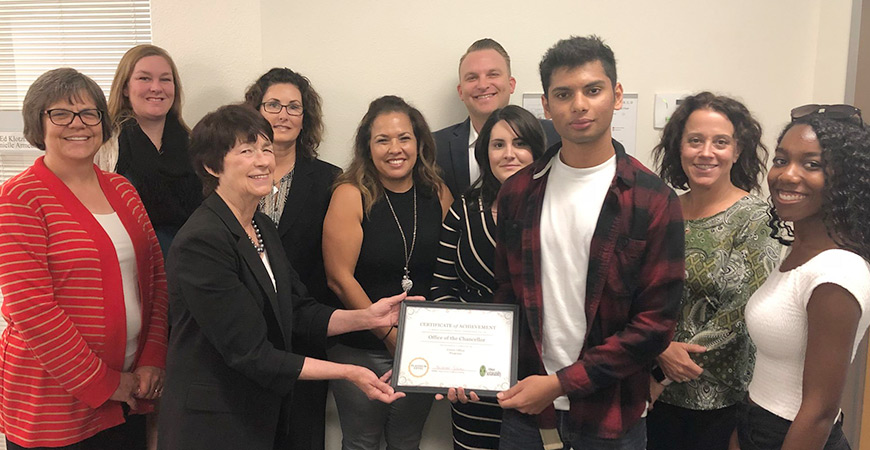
[391, 301, 519, 396]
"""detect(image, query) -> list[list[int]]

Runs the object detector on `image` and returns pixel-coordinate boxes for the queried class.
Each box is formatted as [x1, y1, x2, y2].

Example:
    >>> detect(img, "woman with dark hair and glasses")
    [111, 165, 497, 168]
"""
[429, 105, 546, 450]
[735, 105, 870, 450]
[647, 92, 780, 450]
[243, 67, 341, 450]
[0, 68, 167, 449]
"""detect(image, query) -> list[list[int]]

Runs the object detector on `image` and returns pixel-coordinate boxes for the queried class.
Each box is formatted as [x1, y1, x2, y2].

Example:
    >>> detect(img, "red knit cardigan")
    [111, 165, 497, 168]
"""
[0, 157, 168, 447]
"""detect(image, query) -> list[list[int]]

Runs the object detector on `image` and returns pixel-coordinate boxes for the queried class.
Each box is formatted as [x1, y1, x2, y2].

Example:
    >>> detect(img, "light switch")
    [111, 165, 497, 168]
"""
[654, 93, 690, 129]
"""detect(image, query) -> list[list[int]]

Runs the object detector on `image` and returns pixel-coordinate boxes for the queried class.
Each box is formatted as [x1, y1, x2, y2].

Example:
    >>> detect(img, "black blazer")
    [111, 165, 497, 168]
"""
[158, 193, 334, 450]
[434, 117, 561, 199]
[275, 156, 342, 315]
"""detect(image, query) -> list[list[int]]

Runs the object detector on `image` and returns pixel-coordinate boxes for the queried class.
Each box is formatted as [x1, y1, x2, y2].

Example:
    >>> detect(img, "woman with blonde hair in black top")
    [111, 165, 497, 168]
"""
[95, 44, 202, 255]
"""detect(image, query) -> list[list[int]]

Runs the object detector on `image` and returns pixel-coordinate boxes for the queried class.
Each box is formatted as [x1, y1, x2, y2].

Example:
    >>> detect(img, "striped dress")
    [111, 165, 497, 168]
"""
[0, 157, 168, 447]
[431, 194, 502, 450]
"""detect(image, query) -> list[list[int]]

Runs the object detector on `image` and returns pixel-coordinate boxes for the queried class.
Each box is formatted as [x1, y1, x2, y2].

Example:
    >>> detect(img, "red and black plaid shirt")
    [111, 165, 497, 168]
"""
[494, 140, 684, 439]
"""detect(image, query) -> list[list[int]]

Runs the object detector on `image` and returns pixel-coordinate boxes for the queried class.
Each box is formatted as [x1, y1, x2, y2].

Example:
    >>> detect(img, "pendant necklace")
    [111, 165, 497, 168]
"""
[384, 186, 417, 293]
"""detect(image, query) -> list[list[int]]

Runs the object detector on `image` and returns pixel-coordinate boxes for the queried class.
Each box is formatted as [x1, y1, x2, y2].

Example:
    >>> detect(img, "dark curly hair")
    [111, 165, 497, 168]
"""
[768, 115, 870, 261]
[468, 105, 546, 210]
[653, 91, 768, 192]
[244, 68, 323, 160]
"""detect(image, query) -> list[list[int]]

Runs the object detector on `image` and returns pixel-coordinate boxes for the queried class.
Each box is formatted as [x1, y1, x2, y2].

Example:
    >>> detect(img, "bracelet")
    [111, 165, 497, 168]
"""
[381, 327, 394, 341]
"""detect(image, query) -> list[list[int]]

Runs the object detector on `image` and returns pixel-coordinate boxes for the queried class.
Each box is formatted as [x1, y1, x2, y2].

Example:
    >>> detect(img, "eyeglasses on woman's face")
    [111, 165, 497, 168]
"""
[43, 108, 103, 126]
[260, 101, 303, 117]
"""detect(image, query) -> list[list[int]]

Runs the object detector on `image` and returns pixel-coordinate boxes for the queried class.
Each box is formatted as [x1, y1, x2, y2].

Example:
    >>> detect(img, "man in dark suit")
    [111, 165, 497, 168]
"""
[434, 38, 560, 198]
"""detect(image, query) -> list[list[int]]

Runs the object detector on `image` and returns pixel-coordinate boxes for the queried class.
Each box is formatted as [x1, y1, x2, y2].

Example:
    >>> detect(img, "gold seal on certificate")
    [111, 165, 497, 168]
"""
[391, 302, 519, 396]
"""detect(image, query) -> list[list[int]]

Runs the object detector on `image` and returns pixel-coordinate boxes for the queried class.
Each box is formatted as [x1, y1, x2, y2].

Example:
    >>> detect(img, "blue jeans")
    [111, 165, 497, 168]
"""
[154, 225, 180, 257]
[499, 409, 646, 450]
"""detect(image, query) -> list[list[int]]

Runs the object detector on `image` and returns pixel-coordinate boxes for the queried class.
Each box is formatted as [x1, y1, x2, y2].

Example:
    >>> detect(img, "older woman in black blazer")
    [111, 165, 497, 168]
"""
[157, 105, 411, 450]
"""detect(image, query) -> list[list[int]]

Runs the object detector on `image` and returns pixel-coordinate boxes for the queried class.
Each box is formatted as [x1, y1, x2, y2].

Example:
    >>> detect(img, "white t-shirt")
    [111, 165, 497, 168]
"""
[540, 152, 616, 410]
[746, 248, 870, 420]
[94, 212, 141, 372]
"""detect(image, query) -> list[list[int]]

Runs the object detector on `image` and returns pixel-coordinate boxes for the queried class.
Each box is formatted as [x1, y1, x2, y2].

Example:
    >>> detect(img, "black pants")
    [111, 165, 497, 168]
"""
[737, 399, 851, 450]
[647, 402, 737, 450]
[6, 412, 145, 450]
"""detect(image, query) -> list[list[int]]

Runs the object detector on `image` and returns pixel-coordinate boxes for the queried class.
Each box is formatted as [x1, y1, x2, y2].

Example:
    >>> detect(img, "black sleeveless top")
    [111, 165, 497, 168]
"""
[340, 184, 441, 350]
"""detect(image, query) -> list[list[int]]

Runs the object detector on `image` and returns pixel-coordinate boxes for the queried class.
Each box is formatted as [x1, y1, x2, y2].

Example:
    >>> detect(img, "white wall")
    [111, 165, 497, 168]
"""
[815, 0, 857, 103]
[151, 0, 264, 128]
[150, 1, 857, 449]
[153, 0, 855, 171]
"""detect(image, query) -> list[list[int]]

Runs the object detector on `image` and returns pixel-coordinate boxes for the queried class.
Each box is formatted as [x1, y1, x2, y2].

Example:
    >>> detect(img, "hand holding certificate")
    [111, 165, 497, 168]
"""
[391, 302, 519, 396]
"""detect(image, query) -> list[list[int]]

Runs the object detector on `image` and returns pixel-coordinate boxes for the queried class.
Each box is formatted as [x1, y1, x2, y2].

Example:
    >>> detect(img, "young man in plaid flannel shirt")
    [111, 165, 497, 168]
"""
[494, 35, 685, 449]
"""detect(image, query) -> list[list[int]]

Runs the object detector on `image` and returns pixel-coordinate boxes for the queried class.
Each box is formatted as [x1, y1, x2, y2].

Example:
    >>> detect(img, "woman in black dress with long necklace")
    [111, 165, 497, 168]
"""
[323, 95, 452, 450]
[430, 105, 546, 450]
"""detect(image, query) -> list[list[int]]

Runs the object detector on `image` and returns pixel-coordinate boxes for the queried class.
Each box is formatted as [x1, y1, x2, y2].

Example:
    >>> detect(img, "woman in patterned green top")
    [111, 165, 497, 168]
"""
[649, 92, 781, 450]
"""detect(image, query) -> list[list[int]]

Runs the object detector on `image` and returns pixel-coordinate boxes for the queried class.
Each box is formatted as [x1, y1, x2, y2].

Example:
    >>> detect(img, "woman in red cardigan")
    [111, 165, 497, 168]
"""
[0, 68, 168, 449]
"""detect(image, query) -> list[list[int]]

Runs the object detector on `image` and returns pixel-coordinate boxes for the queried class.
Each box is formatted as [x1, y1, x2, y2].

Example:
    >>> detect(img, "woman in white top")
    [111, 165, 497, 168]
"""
[737, 105, 870, 450]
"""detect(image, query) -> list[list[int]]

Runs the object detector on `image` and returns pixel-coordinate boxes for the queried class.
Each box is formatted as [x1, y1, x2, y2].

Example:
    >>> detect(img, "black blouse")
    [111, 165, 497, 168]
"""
[340, 184, 442, 350]
[430, 194, 497, 304]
